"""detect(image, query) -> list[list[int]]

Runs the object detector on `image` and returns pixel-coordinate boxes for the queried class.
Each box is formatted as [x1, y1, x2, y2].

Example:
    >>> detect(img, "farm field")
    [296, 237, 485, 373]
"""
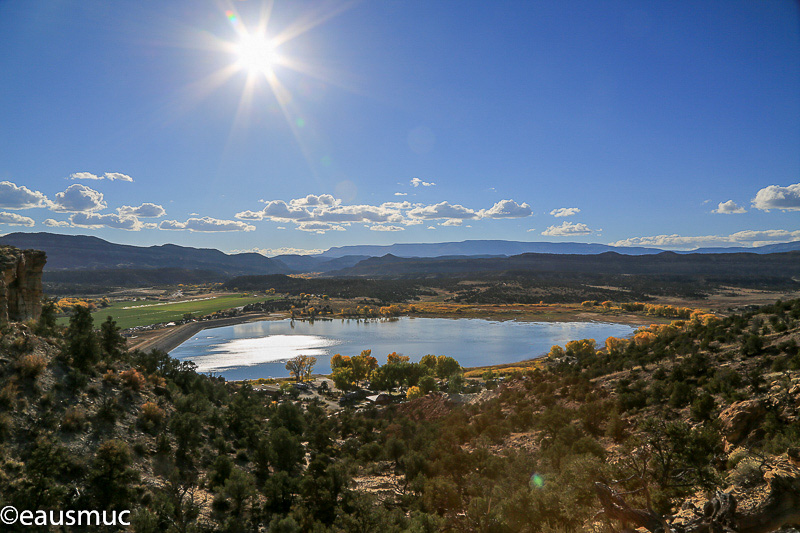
[58, 293, 275, 330]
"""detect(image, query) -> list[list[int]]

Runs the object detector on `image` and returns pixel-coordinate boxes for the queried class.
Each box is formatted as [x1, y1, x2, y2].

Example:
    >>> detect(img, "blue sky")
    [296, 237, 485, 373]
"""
[0, 0, 798, 255]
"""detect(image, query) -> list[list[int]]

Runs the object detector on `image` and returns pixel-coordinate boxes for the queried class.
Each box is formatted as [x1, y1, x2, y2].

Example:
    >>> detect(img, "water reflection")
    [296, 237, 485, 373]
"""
[170, 317, 637, 381]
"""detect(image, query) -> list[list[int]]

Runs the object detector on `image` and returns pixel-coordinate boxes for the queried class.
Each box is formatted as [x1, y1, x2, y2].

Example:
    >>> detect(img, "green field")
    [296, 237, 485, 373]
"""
[58, 294, 275, 330]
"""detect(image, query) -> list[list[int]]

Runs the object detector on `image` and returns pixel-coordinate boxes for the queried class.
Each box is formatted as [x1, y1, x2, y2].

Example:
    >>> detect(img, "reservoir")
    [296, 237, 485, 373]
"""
[169, 317, 638, 381]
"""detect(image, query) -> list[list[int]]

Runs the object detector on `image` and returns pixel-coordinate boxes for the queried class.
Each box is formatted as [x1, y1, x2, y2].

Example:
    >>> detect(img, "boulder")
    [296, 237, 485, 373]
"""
[719, 399, 766, 444]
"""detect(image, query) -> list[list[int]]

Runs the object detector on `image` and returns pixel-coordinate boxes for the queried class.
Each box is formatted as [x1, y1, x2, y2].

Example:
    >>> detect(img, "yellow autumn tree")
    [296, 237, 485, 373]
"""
[386, 352, 410, 364]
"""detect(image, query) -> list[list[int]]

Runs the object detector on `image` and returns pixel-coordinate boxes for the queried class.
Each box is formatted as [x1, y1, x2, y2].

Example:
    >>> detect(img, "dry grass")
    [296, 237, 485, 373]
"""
[16, 353, 47, 379]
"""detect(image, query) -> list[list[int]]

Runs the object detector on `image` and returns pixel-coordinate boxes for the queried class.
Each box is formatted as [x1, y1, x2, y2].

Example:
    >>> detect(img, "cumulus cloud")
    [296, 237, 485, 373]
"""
[311, 204, 402, 224]
[479, 199, 532, 219]
[104, 172, 134, 182]
[296, 222, 345, 234]
[369, 225, 404, 232]
[43, 218, 71, 228]
[51, 184, 107, 213]
[526, 228, 537, 232]
[713, 200, 746, 214]
[288, 194, 338, 208]
[394, 192, 408, 196]
[70, 171, 134, 182]
[0, 181, 51, 210]
[70, 172, 102, 180]
[70, 212, 143, 231]
[234, 210, 267, 221]
[159, 217, 255, 232]
[117, 203, 166, 218]
[610, 229, 800, 250]
[441, 219, 462, 226]
[235, 201, 310, 222]
[410, 177, 435, 187]
[408, 201, 477, 220]
[542, 221, 595, 236]
[550, 207, 580, 218]
[0, 211, 34, 227]
[236, 195, 534, 232]
[752, 183, 800, 211]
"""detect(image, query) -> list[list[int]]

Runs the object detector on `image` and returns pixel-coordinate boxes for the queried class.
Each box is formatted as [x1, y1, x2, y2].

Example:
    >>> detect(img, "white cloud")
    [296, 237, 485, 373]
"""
[230, 247, 324, 256]
[288, 194, 338, 208]
[729, 229, 800, 242]
[237, 195, 535, 232]
[394, 192, 408, 196]
[117, 203, 166, 218]
[159, 217, 255, 232]
[410, 177, 435, 187]
[236, 200, 310, 222]
[381, 201, 413, 209]
[70, 172, 102, 180]
[542, 221, 596, 236]
[478, 199, 532, 219]
[311, 204, 402, 224]
[296, 222, 346, 234]
[712, 200, 746, 214]
[610, 229, 800, 249]
[51, 184, 107, 212]
[0, 181, 51, 210]
[70, 171, 134, 182]
[104, 172, 134, 182]
[234, 210, 267, 221]
[369, 225, 404, 232]
[427, 226, 436, 230]
[752, 183, 800, 211]
[43, 218, 71, 228]
[408, 201, 477, 220]
[70, 212, 143, 231]
[526, 228, 537, 232]
[550, 207, 580, 218]
[0, 211, 34, 227]
[441, 219, 462, 226]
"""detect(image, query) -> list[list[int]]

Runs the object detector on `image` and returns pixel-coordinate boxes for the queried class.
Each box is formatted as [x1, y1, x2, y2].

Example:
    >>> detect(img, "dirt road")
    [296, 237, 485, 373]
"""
[125, 312, 285, 353]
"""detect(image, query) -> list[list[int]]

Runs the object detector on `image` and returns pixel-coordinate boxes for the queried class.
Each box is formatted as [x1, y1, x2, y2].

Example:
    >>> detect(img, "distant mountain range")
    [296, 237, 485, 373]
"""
[315, 239, 800, 258]
[0, 232, 287, 276]
[324, 250, 800, 278]
[2, 233, 799, 281]
[315, 240, 661, 258]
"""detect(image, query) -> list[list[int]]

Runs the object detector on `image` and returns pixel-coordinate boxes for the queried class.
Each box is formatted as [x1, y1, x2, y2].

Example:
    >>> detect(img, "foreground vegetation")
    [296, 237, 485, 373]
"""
[1, 299, 799, 531]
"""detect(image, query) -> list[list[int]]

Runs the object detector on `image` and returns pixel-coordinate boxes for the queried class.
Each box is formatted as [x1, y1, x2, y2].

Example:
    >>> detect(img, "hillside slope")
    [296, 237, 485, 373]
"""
[0, 232, 288, 276]
[1, 300, 799, 531]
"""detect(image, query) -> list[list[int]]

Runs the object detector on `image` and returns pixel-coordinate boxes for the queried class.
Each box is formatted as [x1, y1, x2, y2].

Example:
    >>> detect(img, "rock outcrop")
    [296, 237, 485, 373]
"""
[719, 399, 767, 444]
[0, 245, 46, 325]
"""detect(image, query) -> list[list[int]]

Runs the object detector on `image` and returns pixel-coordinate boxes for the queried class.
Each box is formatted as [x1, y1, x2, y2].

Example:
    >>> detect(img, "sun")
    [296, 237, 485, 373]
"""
[234, 33, 279, 75]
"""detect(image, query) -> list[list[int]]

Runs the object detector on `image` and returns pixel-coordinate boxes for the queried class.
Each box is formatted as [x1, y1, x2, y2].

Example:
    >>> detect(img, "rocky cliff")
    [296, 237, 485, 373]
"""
[0, 245, 46, 324]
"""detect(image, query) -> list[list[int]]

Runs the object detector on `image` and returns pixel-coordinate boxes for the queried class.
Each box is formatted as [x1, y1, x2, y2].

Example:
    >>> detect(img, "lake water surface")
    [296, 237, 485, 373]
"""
[170, 317, 638, 380]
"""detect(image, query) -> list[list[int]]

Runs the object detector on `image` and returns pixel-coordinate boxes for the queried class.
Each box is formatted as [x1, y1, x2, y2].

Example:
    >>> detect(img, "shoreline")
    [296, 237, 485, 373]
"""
[125, 312, 285, 353]
[126, 308, 656, 355]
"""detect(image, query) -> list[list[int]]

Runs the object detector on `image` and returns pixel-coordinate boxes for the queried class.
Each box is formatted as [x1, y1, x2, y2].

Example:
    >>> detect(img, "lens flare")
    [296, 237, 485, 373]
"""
[235, 33, 278, 75]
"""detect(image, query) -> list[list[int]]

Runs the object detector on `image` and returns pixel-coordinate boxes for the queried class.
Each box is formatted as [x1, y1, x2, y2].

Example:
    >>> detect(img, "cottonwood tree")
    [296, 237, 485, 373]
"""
[285, 355, 317, 382]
